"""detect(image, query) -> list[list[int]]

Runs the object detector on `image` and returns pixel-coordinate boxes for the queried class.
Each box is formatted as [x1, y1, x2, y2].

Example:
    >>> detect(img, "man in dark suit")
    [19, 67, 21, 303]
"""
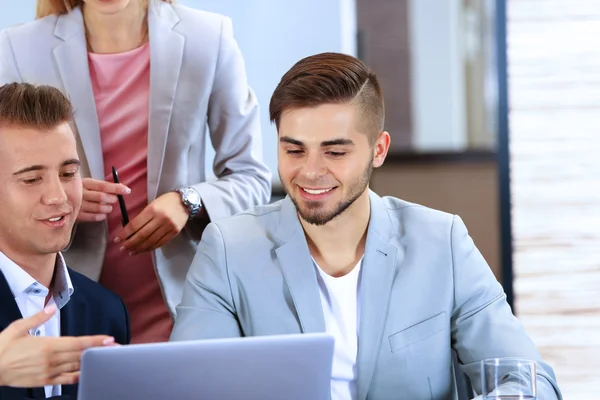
[0, 82, 130, 400]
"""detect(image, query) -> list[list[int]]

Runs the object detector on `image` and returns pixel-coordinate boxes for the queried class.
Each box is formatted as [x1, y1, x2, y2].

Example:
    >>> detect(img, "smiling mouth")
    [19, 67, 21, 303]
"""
[44, 213, 70, 223]
[300, 187, 335, 195]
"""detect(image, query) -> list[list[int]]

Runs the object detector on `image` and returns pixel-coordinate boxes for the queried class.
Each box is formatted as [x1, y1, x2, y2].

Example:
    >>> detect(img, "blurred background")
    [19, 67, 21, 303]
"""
[1, 0, 596, 398]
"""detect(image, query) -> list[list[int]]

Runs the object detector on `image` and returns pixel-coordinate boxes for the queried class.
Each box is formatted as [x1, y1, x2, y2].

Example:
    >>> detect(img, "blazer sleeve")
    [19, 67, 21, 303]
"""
[170, 222, 242, 341]
[449, 216, 562, 399]
[0, 30, 23, 83]
[188, 16, 271, 235]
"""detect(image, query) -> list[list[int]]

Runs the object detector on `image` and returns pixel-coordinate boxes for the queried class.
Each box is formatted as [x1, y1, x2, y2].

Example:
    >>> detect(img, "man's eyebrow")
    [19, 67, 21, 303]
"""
[62, 159, 81, 167]
[13, 165, 45, 176]
[321, 138, 355, 147]
[12, 159, 80, 176]
[279, 136, 304, 146]
[279, 137, 355, 147]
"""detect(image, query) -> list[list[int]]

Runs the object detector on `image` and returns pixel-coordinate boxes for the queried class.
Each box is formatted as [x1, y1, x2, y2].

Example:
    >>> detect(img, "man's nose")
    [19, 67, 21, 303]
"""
[41, 176, 68, 206]
[300, 153, 327, 180]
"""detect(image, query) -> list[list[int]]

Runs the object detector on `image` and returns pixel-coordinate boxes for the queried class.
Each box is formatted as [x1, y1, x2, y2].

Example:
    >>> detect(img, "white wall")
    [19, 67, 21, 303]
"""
[0, 0, 36, 28]
[407, 0, 468, 152]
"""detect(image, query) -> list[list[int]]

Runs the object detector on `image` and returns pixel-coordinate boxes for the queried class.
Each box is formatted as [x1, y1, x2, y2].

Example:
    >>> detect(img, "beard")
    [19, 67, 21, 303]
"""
[282, 155, 374, 226]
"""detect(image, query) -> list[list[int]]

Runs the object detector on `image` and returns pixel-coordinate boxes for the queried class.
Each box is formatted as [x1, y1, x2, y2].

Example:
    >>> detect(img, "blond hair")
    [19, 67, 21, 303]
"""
[0, 83, 73, 130]
[36, 0, 173, 19]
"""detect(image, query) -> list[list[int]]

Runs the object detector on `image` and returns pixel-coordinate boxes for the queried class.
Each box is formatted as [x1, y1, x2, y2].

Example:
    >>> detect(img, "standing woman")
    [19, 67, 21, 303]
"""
[0, 0, 271, 343]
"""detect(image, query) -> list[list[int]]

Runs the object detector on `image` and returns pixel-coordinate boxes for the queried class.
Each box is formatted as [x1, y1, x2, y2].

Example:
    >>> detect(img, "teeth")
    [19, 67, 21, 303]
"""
[303, 188, 332, 195]
[48, 217, 62, 222]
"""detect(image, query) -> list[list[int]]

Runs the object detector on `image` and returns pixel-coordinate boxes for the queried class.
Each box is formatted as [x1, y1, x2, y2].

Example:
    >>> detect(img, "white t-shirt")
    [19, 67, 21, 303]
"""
[313, 256, 363, 400]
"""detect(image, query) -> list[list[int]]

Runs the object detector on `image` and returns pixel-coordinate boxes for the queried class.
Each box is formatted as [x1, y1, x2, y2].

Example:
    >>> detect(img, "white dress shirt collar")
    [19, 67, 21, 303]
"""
[0, 251, 74, 309]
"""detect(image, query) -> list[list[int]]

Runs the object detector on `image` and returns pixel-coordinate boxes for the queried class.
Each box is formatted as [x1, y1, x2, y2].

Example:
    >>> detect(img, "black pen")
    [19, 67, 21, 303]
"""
[111, 166, 129, 227]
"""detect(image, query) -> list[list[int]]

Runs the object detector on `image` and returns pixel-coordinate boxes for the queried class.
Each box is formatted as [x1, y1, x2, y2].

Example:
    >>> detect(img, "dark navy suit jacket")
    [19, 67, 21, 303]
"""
[0, 267, 130, 400]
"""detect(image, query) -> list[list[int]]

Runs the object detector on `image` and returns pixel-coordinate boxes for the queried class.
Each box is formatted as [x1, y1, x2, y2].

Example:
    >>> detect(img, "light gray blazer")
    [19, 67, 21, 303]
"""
[170, 191, 561, 400]
[0, 3, 271, 314]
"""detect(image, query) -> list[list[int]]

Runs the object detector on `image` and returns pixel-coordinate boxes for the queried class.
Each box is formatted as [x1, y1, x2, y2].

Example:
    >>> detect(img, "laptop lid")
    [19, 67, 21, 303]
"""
[78, 333, 334, 400]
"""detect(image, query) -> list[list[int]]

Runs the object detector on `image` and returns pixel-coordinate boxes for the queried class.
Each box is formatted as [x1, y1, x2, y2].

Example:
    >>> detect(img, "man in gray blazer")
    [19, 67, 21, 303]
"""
[170, 53, 561, 400]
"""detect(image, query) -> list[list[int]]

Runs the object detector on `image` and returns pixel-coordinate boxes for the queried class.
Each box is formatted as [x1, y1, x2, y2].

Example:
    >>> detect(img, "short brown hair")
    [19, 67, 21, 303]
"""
[269, 52, 385, 142]
[36, 0, 173, 19]
[0, 83, 73, 130]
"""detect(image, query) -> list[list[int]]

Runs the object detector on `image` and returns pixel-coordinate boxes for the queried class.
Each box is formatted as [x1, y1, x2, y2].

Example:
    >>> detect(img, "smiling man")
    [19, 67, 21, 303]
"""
[170, 53, 562, 400]
[0, 83, 129, 400]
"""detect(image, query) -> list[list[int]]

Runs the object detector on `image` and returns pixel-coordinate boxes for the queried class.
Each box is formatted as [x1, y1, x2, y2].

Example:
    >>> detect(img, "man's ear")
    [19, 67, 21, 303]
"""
[372, 131, 391, 168]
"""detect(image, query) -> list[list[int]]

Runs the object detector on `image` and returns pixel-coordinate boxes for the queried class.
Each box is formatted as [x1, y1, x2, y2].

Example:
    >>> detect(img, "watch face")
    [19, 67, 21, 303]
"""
[185, 189, 201, 205]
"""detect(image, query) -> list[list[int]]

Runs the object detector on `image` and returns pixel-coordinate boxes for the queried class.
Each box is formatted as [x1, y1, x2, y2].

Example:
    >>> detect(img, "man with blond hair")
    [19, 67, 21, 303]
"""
[0, 83, 129, 400]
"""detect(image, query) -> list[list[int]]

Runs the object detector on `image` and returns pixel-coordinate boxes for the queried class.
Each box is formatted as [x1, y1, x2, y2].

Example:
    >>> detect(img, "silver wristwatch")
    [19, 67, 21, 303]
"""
[175, 187, 202, 218]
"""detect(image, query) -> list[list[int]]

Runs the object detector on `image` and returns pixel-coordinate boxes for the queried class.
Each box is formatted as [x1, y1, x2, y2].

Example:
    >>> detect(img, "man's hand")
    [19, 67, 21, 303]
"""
[114, 191, 189, 254]
[0, 304, 115, 388]
[78, 178, 130, 222]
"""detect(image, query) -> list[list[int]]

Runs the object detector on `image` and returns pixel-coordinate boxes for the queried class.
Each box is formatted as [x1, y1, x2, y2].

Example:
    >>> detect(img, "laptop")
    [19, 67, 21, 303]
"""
[78, 333, 334, 400]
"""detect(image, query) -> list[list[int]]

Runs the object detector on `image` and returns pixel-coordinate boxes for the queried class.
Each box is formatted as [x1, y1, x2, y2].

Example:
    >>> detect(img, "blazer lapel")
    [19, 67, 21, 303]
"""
[147, 4, 184, 200]
[52, 7, 104, 180]
[0, 270, 23, 330]
[356, 191, 405, 400]
[275, 198, 326, 334]
[60, 283, 88, 337]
